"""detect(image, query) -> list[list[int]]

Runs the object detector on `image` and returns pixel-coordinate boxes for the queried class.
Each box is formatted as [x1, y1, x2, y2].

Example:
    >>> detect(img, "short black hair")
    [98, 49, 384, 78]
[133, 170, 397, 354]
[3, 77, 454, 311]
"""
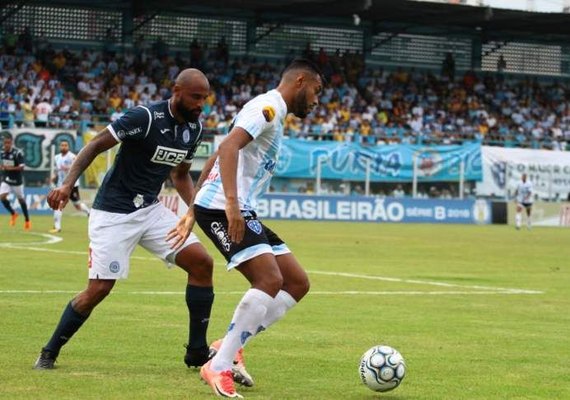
[3, 133, 13, 140]
[282, 58, 325, 83]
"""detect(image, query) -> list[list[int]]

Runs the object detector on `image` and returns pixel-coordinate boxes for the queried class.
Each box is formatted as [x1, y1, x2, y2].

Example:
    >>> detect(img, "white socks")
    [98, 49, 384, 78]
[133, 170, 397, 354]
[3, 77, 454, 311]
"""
[53, 203, 90, 230]
[211, 288, 273, 372]
[53, 210, 62, 230]
[211, 289, 297, 372]
[261, 290, 297, 330]
[78, 202, 90, 216]
[515, 212, 522, 228]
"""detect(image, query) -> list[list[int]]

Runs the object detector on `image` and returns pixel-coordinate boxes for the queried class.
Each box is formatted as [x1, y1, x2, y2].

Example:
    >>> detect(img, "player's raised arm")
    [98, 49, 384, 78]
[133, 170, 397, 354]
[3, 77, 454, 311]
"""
[47, 129, 117, 211]
[218, 127, 253, 243]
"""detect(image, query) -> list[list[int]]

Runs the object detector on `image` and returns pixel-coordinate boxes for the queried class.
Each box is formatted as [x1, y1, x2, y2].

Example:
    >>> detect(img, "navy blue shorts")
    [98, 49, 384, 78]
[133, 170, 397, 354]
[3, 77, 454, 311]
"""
[194, 205, 290, 269]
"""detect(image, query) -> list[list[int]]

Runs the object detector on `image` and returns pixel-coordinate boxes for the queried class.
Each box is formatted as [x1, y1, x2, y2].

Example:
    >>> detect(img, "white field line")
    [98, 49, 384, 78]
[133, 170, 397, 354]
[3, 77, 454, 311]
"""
[0, 236, 543, 296]
[0, 290, 540, 296]
[307, 271, 543, 294]
[0, 232, 63, 247]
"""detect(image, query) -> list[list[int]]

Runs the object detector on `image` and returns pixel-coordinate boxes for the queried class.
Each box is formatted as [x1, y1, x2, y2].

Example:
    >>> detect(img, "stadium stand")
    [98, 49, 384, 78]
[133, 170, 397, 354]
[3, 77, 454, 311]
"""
[2, 0, 570, 152]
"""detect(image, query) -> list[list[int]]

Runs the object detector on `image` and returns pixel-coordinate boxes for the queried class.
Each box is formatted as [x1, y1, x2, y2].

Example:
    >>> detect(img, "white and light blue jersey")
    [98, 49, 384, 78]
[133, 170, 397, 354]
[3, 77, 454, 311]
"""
[516, 180, 533, 204]
[54, 152, 79, 187]
[195, 89, 287, 211]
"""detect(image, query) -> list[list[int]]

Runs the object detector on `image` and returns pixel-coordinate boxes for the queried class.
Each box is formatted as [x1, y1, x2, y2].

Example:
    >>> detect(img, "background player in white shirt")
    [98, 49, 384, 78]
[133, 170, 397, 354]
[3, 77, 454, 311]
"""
[514, 173, 533, 229]
[172, 59, 323, 398]
[50, 140, 90, 233]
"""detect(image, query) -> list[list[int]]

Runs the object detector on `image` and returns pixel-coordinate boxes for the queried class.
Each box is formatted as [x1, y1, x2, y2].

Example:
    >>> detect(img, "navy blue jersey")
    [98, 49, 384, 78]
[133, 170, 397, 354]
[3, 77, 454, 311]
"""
[1, 146, 25, 186]
[92, 100, 203, 213]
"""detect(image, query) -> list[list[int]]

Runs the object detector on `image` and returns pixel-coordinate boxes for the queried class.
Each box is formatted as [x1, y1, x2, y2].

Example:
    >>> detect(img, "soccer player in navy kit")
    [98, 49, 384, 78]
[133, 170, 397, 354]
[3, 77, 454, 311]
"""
[1, 134, 31, 230]
[34, 69, 216, 370]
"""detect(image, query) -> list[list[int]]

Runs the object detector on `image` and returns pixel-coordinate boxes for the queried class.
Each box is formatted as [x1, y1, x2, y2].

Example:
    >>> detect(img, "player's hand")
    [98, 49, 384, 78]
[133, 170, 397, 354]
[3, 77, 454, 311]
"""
[166, 211, 196, 250]
[47, 185, 71, 211]
[225, 200, 245, 244]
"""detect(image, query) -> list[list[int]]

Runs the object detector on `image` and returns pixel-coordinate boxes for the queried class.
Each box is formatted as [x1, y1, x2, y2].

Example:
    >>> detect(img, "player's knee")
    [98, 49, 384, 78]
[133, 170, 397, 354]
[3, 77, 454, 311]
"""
[74, 282, 113, 312]
[192, 252, 214, 279]
[89, 283, 113, 301]
[297, 275, 311, 298]
[179, 250, 213, 282]
[260, 273, 283, 297]
[284, 274, 310, 301]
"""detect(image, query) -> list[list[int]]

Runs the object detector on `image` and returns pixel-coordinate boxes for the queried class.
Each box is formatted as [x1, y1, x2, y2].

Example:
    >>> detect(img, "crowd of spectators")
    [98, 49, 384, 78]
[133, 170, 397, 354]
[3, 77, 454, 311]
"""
[1, 29, 570, 151]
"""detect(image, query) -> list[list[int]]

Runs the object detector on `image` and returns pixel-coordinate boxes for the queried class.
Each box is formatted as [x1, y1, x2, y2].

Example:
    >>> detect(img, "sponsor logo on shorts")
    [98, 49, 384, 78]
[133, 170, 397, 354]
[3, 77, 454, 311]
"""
[210, 221, 231, 252]
[246, 219, 262, 235]
[109, 261, 120, 273]
[154, 111, 164, 119]
[150, 145, 188, 166]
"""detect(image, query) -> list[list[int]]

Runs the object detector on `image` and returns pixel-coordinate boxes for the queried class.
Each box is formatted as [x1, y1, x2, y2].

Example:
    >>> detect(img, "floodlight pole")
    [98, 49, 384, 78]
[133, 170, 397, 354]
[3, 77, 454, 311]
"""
[412, 155, 418, 198]
[316, 155, 326, 195]
[459, 158, 465, 199]
[365, 158, 371, 196]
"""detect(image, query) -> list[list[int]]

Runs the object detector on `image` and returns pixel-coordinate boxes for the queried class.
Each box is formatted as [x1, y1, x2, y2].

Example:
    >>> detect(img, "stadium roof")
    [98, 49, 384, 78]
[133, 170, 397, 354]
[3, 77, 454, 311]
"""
[10, 0, 570, 43]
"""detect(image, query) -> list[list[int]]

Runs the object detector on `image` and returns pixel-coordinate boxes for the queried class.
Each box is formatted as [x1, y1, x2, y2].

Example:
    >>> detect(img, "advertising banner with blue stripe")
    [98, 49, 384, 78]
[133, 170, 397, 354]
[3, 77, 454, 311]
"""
[275, 140, 482, 182]
[0, 187, 51, 215]
[257, 194, 491, 224]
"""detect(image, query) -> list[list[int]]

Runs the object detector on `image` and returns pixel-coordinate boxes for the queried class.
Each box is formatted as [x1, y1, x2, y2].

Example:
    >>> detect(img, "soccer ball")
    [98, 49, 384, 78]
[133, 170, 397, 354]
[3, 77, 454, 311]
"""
[359, 345, 406, 392]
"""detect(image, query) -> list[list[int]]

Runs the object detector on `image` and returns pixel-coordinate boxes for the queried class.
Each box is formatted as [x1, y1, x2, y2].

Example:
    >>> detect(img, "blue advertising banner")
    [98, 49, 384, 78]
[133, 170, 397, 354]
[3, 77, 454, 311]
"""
[275, 140, 482, 182]
[0, 187, 51, 215]
[257, 194, 491, 224]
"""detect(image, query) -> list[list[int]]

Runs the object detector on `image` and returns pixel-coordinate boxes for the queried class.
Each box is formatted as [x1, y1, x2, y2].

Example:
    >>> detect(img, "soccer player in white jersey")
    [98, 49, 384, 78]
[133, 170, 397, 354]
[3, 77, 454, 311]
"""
[515, 173, 533, 229]
[173, 59, 322, 398]
[49, 140, 90, 233]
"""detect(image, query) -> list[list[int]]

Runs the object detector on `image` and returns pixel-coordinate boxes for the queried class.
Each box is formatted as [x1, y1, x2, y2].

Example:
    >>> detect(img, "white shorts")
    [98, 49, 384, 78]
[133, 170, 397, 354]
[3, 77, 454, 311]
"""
[88, 202, 200, 279]
[0, 182, 24, 198]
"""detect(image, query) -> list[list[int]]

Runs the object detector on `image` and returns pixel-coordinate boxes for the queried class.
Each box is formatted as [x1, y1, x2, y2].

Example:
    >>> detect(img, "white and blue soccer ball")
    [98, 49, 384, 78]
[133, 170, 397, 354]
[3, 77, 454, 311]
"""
[359, 345, 406, 392]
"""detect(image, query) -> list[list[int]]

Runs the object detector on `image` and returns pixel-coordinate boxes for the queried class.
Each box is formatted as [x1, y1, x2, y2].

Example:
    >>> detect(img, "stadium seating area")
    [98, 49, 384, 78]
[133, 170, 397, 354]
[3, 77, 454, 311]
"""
[1, 33, 569, 151]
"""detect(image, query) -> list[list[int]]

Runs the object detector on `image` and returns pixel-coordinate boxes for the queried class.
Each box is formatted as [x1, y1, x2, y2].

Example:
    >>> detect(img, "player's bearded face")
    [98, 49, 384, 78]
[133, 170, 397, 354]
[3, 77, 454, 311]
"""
[175, 99, 201, 123]
[292, 76, 320, 119]
[293, 87, 312, 119]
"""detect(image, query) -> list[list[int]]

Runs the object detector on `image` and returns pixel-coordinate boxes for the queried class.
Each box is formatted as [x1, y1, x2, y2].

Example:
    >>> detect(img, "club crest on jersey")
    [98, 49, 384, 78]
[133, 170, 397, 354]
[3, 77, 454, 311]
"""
[151, 145, 188, 166]
[183, 129, 190, 143]
[133, 194, 144, 208]
[262, 106, 275, 122]
[246, 219, 262, 235]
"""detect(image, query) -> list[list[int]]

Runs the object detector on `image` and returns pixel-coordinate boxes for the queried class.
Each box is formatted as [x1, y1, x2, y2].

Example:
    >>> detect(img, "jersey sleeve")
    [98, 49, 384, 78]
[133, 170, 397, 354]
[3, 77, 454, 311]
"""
[107, 106, 152, 142]
[233, 97, 278, 139]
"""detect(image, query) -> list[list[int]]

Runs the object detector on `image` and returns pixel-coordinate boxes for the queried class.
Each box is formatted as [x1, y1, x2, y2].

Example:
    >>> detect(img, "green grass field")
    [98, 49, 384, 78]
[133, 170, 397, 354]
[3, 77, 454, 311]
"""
[1, 215, 569, 399]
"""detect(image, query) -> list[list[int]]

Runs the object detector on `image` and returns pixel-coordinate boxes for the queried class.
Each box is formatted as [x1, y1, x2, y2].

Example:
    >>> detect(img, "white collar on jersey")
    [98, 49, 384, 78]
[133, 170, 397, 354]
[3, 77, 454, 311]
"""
[167, 99, 175, 118]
